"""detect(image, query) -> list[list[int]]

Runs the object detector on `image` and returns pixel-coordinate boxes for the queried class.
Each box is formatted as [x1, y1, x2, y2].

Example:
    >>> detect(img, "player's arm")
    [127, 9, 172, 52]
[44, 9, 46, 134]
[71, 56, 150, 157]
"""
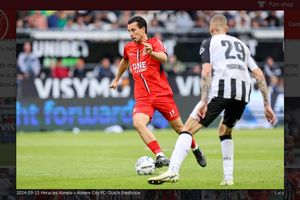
[197, 38, 212, 118]
[197, 63, 212, 119]
[110, 58, 129, 89]
[143, 42, 168, 63]
[200, 63, 212, 103]
[251, 67, 276, 125]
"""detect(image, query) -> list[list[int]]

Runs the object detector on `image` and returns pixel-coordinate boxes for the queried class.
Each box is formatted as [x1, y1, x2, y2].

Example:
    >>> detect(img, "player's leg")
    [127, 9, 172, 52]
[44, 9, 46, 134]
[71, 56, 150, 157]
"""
[148, 99, 224, 184]
[132, 113, 155, 144]
[168, 117, 198, 150]
[155, 96, 204, 166]
[218, 120, 234, 186]
[167, 116, 205, 174]
[133, 101, 169, 168]
[147, 117, 204, 185]
[219, 100, 247, 186]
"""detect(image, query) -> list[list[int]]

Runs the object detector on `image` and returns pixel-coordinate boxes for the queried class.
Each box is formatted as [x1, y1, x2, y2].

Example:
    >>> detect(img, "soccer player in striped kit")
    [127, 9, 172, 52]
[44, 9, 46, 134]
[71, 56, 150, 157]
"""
[148, 14, 276, 185]
[110, 16, 206, 168]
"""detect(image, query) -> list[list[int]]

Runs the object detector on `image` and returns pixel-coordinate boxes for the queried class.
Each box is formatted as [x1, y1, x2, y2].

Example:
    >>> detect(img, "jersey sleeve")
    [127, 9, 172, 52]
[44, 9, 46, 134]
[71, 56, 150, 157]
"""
[199, 37, 212, 64]
[246, 47, 258, 72]
[123, 44, 129, 60]
[152, 38, 166, 53]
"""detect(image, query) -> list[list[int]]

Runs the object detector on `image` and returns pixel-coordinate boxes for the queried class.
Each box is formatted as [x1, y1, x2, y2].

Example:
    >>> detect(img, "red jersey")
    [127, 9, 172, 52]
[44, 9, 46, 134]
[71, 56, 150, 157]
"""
[51, 65, 69, 79]
[123, 37, 173, 99]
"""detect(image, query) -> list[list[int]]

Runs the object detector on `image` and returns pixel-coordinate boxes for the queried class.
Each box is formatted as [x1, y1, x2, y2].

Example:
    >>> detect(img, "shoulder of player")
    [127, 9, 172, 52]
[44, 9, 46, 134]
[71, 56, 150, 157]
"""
[201, 37, 212, 48]
[147, 37, 163, 44]
[124, 41, 137, 53]
[124, 41, 136, 48]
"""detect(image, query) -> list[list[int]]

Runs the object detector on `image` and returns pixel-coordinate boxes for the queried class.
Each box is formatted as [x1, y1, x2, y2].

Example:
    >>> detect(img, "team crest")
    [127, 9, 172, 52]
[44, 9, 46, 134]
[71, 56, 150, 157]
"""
[0, 10, 9, 39]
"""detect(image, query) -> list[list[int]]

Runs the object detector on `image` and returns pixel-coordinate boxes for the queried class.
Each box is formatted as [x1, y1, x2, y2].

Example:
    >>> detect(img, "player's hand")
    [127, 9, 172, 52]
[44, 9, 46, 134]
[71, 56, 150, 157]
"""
[109, 78, 119, 90]
[142, 43, 153, 54]
[264, 104, 276, 125]
[197, 101, 208, 119]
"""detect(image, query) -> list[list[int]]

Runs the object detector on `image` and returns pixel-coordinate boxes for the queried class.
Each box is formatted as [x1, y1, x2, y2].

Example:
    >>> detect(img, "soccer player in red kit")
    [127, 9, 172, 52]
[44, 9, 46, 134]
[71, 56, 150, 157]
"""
[110, 16, 206, 168]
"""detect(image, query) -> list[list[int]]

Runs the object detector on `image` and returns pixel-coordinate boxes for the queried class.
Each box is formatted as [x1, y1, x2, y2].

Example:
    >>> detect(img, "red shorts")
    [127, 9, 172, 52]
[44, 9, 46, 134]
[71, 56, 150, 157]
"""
[133, 96, 180, 121]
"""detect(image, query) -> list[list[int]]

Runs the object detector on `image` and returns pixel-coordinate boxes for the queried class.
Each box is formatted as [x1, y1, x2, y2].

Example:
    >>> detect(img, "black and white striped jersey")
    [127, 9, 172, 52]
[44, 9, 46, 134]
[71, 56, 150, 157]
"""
[200, 34, 258, 103]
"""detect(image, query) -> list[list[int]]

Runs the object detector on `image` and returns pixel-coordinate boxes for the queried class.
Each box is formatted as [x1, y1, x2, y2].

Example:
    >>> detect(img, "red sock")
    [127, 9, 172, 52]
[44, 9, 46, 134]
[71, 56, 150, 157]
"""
[191, 137, 197, 149]
[147, 140, 161, 154]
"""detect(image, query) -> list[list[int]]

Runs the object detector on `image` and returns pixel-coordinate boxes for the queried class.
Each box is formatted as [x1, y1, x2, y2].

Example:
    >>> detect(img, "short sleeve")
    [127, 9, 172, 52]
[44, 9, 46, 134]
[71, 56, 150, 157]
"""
[246, 47, 258, 72]
[248, 57, 258, 71]
[199, 37, 212, 64]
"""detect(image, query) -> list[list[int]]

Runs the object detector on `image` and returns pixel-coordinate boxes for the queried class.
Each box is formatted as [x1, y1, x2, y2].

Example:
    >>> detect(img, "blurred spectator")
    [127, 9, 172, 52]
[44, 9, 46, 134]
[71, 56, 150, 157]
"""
[71, 58, 87, 78]
[149, 13, 164, 28]
[163, 55, 187, 74]
[93, 57, 114, 80]
[90, 11, 118, 30]
[175, 11, 194, 28]
[16, 19, 24, 29]
[17, 41, 41, 79]
[164, 12, 177, 30]
[224, 11, 236, 28]
[88, 12, 104, 30]
[265, 11, 280, 27]
[263, 56, 282, 85]
[27, 10, 48, 29]
[16, 65, 25, 81]
[194, 15, 207, 28]
[48, 11, 67, 28]
[63, 17, 76, 30]
[235, 11, 251, 30]
[134, 10, 153, 24]
[269, 76, 283, 110]
[51, 57, 69, 79]
[72, 15, 88, 30]
[117, 11, 132, 28]
[17, 10, 283, 31]
[188, 64, 202, 75]
[250, 11, 268, 28]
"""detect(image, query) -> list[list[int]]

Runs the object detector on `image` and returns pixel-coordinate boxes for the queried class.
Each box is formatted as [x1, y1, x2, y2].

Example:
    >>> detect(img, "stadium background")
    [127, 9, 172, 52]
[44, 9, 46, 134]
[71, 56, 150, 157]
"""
[15, 10, 284, 191]
[16, 10, 284, 132]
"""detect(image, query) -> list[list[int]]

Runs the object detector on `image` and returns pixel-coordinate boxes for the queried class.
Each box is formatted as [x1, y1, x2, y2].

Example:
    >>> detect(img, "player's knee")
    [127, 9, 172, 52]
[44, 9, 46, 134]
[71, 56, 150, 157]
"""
[174, 124, 184, 133]
[181, 125, 193, 135]
[219, 124, 232, 136]
[132, 119, 145, 130]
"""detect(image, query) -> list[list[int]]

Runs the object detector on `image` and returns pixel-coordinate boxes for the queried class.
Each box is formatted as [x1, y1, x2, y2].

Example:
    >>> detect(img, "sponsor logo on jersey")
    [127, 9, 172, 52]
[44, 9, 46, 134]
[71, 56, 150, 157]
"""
[132, 61, 147, 73]
[199, 47, 205, 55]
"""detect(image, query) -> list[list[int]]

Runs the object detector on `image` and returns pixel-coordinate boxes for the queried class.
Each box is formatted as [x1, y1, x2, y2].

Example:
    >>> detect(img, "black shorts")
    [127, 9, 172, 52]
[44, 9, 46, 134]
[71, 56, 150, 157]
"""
[200, 97, 247, 128]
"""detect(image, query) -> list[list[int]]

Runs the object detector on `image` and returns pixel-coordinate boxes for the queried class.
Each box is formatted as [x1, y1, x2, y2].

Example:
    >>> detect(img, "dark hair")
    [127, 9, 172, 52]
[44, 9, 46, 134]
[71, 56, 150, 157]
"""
[128, 16, 147, 34]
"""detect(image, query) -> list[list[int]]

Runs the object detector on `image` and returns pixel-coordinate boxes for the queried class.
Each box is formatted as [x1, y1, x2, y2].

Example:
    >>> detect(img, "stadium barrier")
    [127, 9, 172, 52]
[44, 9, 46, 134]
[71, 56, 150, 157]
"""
[17, 76, 283, 131]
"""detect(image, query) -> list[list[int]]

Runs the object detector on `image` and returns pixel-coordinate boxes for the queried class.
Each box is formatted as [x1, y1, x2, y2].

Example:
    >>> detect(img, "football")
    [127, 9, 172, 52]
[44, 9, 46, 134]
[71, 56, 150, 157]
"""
[135, 156, 156, 175]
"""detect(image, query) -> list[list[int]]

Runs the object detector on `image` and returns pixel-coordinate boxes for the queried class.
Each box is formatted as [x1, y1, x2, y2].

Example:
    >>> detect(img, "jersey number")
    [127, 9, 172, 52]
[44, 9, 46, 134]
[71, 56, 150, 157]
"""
[221, 40, 245, 61]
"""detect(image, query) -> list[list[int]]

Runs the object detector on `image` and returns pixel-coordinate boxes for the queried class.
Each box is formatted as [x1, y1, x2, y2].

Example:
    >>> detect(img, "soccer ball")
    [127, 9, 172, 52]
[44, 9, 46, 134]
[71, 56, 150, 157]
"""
[135, 156, 156, 175]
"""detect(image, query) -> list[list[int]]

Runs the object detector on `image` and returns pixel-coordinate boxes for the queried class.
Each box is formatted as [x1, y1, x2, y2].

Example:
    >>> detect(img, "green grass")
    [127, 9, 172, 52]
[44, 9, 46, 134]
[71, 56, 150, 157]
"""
[17, 127, 284, 189]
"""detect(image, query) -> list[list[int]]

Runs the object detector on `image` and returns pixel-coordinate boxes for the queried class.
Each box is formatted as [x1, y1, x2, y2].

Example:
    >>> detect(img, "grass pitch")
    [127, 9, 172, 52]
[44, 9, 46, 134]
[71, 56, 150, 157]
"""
[17, 127, 283, 189]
